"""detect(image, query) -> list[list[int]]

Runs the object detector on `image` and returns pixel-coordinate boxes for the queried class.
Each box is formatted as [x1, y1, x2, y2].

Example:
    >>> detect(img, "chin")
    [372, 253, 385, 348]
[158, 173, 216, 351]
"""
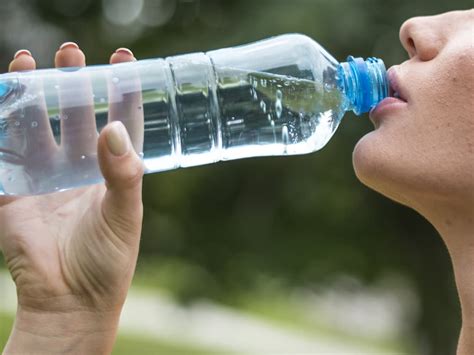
[352, 129, 413, 207]
[353, 131, 382, 186]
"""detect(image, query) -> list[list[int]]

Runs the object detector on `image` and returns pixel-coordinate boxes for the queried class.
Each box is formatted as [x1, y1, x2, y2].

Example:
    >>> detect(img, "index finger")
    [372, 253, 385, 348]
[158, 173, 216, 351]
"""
[107, 48, 144, 155]
[8, 51, 57, 160]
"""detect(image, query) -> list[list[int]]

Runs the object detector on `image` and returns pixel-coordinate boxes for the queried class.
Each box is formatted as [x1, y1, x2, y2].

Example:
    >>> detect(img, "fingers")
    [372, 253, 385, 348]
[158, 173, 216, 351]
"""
[97, 121, 144, 242]
[55, 42, 97, 159]
[109, 47, 136, 65]
[108, 48, 144, 155]
[9, 50, 36, 72]
[7, 50, 57, 161]
[55, 42, 86, 67]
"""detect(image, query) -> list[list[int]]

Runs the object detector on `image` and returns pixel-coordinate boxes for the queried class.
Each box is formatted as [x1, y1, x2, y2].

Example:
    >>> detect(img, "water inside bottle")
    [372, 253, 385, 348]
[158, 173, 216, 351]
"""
[0, 65, 346, 195]
[214, 68, 345, 160]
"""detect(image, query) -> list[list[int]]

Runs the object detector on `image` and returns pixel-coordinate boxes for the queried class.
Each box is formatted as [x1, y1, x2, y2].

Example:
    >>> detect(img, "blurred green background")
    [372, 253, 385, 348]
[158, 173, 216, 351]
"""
[0, 0, 471, 354]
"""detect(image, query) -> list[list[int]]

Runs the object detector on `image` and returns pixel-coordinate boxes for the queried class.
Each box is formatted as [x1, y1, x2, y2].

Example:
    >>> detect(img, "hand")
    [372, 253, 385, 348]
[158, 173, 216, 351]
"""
[0, 43, 144, 354]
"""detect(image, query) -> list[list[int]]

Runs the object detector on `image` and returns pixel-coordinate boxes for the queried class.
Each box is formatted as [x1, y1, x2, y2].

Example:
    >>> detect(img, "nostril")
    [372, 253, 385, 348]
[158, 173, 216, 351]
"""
[400, 16, 442, 62]
[407, 37, 416, 55]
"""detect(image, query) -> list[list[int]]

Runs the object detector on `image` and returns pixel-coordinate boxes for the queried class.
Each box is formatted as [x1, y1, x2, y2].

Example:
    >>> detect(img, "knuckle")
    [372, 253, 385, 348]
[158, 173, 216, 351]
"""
[125, 158, 145, 188]
[113, 156, 144, 190]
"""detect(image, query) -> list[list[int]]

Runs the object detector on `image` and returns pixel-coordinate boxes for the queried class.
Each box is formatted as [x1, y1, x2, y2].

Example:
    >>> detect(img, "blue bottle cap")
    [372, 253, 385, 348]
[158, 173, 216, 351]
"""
[338, 56, 388, 115]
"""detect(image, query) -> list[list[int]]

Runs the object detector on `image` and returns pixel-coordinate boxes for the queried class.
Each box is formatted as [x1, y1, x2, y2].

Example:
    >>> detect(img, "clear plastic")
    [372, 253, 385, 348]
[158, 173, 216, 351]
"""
[0, 34, 388, 195]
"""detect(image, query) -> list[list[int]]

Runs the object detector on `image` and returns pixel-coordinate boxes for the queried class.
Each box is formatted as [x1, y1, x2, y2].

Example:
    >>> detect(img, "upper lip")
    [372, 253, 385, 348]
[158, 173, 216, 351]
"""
[387, 67, 408, 102]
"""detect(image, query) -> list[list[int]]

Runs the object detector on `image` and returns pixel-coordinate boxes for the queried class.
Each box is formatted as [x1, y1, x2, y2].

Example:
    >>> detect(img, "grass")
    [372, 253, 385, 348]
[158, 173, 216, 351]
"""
[0, 312, 13, 348]
[113, 335, 217, 355]
[0, 312, 217, 354]
[0, 258, 412, 353]
[234, 293, 414, 354]
[133, 259, 414, 353]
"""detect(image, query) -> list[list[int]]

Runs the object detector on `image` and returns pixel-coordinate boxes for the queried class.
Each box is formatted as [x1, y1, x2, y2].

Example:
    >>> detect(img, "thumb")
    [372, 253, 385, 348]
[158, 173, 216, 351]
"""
[97, 121, 144, 239]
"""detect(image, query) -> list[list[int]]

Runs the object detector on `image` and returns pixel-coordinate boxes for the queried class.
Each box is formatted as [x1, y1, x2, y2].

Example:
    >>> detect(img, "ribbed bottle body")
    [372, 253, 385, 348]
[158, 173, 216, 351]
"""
[0, 34, 353, 195]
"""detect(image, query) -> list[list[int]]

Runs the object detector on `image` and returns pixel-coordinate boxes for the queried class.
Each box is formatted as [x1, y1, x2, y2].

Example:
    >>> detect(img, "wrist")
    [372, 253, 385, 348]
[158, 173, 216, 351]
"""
[4, 305, 122, 354]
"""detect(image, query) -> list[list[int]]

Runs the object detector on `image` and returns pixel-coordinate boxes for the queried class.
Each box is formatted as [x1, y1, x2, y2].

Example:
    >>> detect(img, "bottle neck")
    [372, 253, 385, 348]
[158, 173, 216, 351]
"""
[337, 56, 388, 115]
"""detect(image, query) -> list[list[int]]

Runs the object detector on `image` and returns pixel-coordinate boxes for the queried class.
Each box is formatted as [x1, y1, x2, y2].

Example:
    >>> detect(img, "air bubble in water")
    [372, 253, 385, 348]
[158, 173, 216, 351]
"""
[81, 155, 86, 160]
[276, 89, 283, 100]
[275, 100, 282, 119]
[284, 81, 290, 87]
[112, 77, 120, 84]
[267, 114, 272, 122]
[31, 121, 38, 128]
[14, 121, 20, 126]
[324, 83, 332, 92]
[260, 100, 266, 113]
[63, 114, 69, 120]
[282, 125, 289, 152]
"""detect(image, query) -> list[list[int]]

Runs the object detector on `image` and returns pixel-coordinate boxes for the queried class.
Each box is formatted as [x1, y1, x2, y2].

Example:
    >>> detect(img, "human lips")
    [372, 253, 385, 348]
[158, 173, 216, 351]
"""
[370, 67, 408, 125]
[387, 67, 408, 102]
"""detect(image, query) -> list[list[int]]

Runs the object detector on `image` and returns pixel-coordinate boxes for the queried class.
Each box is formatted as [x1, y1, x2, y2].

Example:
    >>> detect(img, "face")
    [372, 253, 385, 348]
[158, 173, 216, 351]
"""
[353, 10, 474, 211]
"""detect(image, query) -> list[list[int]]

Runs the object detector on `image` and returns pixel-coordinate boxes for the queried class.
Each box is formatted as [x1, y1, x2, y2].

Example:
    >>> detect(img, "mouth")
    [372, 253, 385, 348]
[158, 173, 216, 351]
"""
[387, 68, 408, 103]
[369, 67, 408, 125]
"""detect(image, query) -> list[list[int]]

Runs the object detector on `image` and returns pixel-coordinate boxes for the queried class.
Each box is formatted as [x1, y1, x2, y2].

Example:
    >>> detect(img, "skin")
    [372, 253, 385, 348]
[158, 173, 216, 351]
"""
[0, 10, 472, 355]
[0, 44, 144, 354]
[353, 10, 474, 354]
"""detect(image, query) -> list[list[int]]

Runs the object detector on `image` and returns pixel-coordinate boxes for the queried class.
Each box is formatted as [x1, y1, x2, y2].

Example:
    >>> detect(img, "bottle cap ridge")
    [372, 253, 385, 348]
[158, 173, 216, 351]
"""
[338, 56, 388, 115]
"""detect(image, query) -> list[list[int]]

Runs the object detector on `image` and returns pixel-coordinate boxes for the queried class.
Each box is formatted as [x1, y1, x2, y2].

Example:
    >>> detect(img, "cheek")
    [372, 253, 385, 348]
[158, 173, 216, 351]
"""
[353, 109, 474, 204]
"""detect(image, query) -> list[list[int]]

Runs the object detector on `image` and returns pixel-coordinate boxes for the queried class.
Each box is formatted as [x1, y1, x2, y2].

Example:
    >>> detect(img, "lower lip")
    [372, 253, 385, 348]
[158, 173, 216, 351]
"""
[369, 97, 407, 124]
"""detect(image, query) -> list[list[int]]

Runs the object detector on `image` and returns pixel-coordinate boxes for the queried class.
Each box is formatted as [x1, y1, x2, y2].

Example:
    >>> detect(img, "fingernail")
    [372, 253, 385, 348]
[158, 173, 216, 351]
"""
[13, 49, 32, 59]
[106, 122, 130, 157]
[59, 42, 79, 50]
[115, 47, 134, 56]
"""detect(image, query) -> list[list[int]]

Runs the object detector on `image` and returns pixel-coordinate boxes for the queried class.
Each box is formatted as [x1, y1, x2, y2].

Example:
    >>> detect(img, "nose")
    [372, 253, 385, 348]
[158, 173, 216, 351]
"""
[399, 16, 442, 61]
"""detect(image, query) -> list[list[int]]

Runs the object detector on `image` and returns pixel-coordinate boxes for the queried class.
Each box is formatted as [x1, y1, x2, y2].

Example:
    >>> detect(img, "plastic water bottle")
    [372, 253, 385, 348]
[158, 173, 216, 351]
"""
[0, 34, 388, 195]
